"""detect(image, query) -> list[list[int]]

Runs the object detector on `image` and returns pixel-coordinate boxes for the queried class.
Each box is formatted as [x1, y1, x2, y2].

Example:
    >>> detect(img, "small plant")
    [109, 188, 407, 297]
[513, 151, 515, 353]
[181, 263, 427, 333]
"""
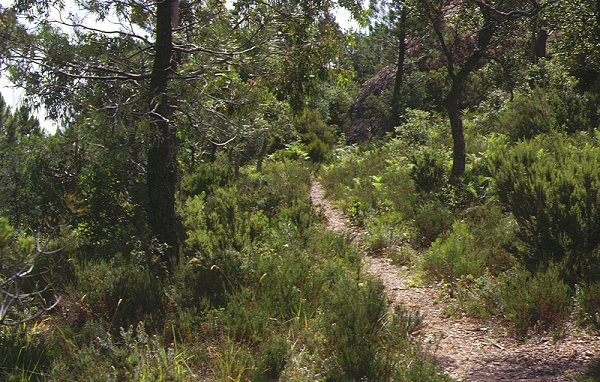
[574, 282, 600, 331]
[411, 200, 453, 248]
[489, 133, 600, 284]
[74, 258, 165, 332]
[420, 220, 486, 286]
[212, 338, 255, 382]
[496, 264, 571, 336]
[324, 272, 387, 380]
[254, 334, 290, 381]
[295, 109, 336, 162]
[0, 324, 50, 381]
[495, 89, 557, 140]
[408, 147, 448, 194]
[365, 210, 408, 254]
[394, 109, 433, 147]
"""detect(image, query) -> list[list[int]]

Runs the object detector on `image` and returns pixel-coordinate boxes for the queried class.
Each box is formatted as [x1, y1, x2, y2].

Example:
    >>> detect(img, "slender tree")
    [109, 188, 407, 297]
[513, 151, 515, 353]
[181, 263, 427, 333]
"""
[369, 0, 413, 127]
[1, 0, 365, 269]
[147, 0, 178, 267]
[416, 0, 546, 178]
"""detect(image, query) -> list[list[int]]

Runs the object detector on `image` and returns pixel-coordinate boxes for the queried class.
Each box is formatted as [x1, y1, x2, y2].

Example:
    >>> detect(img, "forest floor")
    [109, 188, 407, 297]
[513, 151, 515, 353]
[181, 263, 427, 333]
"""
[310, 179, 600, 382]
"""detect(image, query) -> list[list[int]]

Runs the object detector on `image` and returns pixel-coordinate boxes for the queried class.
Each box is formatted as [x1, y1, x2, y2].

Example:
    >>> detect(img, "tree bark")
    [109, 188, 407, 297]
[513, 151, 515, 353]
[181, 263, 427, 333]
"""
[148, 0, 178, 268]
[446, 81, 466, 179]
[441, 18, 495, 179]
[391, 6, 408, 128]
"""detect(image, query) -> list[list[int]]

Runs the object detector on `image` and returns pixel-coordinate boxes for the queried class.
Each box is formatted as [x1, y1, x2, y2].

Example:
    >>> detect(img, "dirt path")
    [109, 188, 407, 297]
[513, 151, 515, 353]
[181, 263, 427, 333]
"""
[310, 179, 600, 382]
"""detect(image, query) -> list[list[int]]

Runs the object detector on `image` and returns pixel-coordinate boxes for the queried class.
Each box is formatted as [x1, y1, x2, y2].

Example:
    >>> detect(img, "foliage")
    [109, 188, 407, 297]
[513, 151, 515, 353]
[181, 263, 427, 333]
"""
[295, 109, 337, 162]
[489, 133, 600, 283]
[394, 109, 433, 146]
[420, 220, 486, 283]
[324, 271, 387, 380]
[548, 0, 600, 89]
[409, 147, 448, 194]
[574, 282, 600, 331]
[0, 217, 61, 327]
[307, 81, 357, 130]
[495, 265, 572, 336]
[495, 89, 557, 140]
[74, 257, 165, 333]
[0, 324, 50, 381]
[410, 200, 453, 248]
[4, 0, 600, 376]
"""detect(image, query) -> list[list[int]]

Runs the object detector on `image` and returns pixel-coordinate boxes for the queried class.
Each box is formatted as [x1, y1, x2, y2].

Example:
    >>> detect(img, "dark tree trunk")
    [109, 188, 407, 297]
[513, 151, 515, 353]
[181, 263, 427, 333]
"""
[446, 81, 466, 179]
[148, 0, 178, 269]
[256, 137, 267, 173]
[442, 19, 495, 180]
[391, 6, 408, 128]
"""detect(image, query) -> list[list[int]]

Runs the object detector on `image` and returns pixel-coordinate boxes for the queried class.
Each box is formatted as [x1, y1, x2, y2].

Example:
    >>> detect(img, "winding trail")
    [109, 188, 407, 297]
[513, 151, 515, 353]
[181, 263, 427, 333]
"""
[310, 179, 600, 382]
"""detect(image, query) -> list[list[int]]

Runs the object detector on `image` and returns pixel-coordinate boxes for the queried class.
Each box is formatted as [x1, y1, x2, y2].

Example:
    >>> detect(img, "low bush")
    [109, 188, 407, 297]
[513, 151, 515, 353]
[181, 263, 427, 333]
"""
[179, 156, 234, 199]
[408, 147, 448, 194]
[489, 133, 600, 284]
[410, 200, 454, 248]
[324, 272, 387, 380]
[0, 325, 50, 381]
[365, 210, 409, 254]
[74, 258, 165, 332]
[394, 109, 433, 147]
[295, 109, 337, 162]
[496, 265, 571, 336]
[494, 89, 558, 140]
[574, 282, 600, 331]
[420, 220, 486, 284]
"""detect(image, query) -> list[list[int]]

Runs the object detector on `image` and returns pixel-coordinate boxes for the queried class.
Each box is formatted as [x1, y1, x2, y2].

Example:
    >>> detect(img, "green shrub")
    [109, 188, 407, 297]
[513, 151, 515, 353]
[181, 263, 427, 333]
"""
[574, 282, 600, 331]
[211, 338, 255, 381]
[181, 187, 271, 255]
[50, 322, 192, 381]
[409, 147, 448, 194]
[324, 273, 387, 380]
[421, 220, 486, 283]
[75, 259, 165, 332]
[461, 202, 517, 275]
[267, 141, 310, 163]
[411, 200, 453, 248]
[0, 326, 50, 381]
[495, 89, 557, 140]
[438, 171, 492, 210]
[365, 211, 408, 254]
[254, 334, 290, 381]
[179, 157, 234, 199]
[295, 109, 336, 162]
[489, 133, 600, 283]
[496, 264, 571, 336]
[394, 109, 432, 147]
[0, 217, 63, 326]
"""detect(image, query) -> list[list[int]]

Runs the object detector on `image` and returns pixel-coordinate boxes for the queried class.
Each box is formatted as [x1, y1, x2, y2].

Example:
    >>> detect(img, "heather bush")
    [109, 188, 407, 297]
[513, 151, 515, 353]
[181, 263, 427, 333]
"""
[495, 264, 572, 336]
[574, 282, 600, 331]
[295, 109, 337, 162]
[420, 220, 486, 283]
[489, 133, 600, 284]
[408, 147, 448, 194]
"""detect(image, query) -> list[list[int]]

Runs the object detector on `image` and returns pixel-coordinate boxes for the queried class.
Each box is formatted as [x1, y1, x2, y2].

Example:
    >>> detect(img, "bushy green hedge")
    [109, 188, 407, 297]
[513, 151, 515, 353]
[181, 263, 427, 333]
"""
[489, 133, 600, 283]
[295, 109, 337, 162]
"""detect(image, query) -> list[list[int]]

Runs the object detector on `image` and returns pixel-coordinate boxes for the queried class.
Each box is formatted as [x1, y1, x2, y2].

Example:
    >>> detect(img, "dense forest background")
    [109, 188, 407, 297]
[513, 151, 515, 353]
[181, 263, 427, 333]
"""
[0, 0, 599, 380]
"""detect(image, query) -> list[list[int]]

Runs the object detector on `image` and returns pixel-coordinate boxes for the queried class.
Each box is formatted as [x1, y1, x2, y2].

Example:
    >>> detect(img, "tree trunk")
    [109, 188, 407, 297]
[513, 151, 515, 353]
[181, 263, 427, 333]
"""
[442, 20, 494, 180]
[148, 0, 178, 269]
[391, 6, 408, 128]
[446, 81, 466, 179]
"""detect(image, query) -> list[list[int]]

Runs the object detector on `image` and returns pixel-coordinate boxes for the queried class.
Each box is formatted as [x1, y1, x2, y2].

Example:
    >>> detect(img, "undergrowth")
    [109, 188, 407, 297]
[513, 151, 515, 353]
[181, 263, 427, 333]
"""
[0, 157, 451, 381]
[320, 104, 600, 337]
